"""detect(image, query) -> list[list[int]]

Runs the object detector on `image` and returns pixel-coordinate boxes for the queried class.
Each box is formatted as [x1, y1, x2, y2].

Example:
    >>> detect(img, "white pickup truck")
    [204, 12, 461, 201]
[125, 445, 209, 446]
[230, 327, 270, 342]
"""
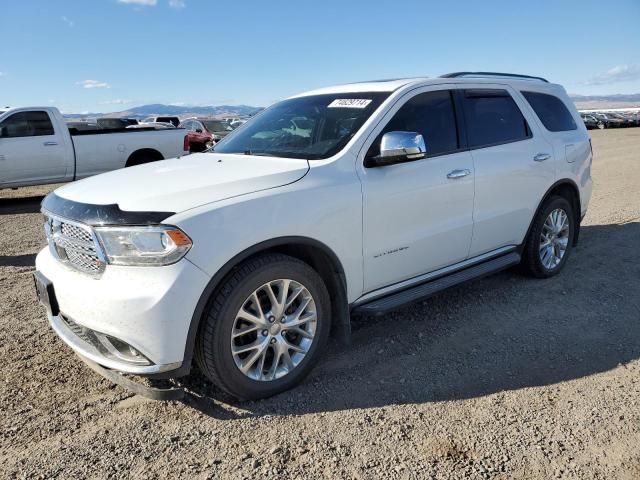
[0, 107, 188, 188]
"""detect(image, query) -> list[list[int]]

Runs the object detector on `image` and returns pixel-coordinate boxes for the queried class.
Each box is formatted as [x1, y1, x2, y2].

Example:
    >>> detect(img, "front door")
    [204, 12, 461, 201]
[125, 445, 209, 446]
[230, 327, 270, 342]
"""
[359, 88, 475, 292]
[0, 110, 68, 186]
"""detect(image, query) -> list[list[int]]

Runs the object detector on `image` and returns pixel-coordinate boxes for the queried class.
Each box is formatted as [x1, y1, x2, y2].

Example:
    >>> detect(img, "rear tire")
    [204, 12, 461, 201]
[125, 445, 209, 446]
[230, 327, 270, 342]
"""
[521, 196, 575, 278]
[195, 253, 331, 400]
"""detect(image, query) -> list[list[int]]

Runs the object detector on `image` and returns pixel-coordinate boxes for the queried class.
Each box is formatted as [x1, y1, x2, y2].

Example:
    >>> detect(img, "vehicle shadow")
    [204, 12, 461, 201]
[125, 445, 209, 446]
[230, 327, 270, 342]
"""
[180, 222, 640, 417]
[0, 254, 37, 267]
[0, 195, 45, 215]
[180, 221, 640, 418]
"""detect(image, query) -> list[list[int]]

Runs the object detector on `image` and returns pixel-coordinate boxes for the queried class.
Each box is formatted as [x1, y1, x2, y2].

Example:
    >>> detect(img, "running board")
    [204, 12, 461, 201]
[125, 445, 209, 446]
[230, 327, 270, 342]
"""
[352, 252, 521, 315]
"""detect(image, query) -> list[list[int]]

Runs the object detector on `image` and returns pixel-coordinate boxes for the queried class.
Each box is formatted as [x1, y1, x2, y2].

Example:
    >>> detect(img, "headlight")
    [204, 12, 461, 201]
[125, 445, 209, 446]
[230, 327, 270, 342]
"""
[94, 225, 192, 266]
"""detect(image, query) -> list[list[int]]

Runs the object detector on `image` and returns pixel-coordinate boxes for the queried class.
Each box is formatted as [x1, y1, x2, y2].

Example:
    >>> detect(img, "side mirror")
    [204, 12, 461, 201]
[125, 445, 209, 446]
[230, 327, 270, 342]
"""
[195, 128, 203, 133]
[365, 131, 427, 168]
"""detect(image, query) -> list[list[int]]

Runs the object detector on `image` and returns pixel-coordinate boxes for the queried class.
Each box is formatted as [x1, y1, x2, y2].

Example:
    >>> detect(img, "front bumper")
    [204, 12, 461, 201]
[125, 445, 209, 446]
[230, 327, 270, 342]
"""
[36, 247, 210, 375]
[49, 312, 178, 374]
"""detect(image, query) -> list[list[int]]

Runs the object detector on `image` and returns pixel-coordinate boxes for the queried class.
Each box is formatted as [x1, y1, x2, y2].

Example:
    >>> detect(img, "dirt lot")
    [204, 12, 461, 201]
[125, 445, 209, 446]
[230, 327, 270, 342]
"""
[1, 128, 639, 480]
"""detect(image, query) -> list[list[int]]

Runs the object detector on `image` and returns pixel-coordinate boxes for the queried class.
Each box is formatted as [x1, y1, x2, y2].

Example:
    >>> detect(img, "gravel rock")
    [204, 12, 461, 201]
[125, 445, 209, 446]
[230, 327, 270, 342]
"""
[1, 130, 639, 479]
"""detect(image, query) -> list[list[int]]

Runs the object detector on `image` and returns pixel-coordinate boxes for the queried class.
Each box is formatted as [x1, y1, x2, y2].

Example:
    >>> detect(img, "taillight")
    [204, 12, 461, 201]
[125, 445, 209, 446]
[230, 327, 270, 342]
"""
[183, 135, 190, 152]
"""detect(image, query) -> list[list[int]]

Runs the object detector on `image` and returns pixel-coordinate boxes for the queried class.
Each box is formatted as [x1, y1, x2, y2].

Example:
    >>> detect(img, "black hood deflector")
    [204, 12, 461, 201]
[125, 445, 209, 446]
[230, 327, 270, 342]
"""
[41, 192, 175, 226]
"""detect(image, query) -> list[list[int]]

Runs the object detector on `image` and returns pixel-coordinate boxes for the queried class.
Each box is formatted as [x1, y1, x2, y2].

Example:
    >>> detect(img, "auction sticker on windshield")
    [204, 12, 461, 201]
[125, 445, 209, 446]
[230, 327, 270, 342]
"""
[327, 99, 373, 109]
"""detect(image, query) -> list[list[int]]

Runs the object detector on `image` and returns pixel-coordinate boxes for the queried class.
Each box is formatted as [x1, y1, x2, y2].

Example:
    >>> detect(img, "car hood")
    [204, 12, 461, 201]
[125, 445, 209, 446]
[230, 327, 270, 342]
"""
[53, 153, 309, 214]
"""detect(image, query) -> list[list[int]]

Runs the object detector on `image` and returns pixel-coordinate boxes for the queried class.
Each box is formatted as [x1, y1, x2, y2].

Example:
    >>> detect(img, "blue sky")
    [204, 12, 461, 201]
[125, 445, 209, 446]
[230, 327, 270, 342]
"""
[1, 0, 639, 113]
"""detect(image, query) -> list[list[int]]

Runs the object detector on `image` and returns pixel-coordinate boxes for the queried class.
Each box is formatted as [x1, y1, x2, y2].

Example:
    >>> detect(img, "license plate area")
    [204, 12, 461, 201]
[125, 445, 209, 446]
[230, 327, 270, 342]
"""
[33, 271, 59, 316]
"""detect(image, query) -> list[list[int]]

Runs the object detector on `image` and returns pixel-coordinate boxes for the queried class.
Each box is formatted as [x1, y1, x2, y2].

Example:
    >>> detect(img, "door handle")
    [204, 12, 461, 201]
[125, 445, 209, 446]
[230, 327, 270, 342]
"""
[447, 169, 471, 179]
[533, 153, 551, 162]
[43, 141, 58, 146]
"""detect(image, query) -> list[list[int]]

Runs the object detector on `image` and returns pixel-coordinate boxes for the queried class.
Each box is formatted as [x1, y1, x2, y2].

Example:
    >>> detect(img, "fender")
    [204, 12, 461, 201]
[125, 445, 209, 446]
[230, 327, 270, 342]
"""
[155, 236, 349, 379]
[520, 178, 582, 252]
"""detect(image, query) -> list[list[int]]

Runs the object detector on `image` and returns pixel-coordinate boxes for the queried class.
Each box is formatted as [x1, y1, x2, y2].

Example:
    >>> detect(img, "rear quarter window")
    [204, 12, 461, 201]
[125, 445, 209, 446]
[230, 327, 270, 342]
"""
[522, 91, 577, 132]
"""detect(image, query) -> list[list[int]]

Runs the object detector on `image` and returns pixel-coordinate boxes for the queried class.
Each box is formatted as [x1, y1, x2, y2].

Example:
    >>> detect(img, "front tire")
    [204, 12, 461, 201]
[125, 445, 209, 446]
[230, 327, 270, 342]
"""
[196, 253, 331, 400]
[522, 196, 575, 278]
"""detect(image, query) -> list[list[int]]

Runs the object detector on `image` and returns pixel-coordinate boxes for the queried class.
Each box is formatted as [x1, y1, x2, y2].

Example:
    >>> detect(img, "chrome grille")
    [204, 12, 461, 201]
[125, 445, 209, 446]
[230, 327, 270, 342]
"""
[44, 213, 105, 275]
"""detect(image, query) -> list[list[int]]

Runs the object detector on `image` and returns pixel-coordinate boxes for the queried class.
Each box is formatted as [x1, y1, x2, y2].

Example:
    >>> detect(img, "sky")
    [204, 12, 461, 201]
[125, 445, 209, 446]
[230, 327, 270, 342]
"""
[1, 0, 639, 113]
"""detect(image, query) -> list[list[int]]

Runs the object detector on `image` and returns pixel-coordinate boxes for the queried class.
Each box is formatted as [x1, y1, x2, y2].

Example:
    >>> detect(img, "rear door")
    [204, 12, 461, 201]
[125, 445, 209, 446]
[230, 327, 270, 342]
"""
[0, 110, 70, 186]
[461, 86, 555, 257]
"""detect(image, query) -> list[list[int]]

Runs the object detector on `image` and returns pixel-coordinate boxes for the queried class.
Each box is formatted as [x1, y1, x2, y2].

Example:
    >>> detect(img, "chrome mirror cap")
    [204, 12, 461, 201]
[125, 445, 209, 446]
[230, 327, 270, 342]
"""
[379, 131, 427, 161]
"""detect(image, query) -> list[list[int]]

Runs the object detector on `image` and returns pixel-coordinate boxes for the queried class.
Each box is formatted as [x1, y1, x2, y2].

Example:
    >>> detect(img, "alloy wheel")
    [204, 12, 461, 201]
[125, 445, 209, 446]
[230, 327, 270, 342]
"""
[539, 208, 570, 269]
[231, 279, 317, 381]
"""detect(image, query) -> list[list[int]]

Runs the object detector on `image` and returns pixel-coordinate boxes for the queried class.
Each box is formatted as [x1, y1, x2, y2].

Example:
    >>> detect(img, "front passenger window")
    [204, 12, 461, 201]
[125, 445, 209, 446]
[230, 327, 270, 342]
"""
[369, 90, 459, 158]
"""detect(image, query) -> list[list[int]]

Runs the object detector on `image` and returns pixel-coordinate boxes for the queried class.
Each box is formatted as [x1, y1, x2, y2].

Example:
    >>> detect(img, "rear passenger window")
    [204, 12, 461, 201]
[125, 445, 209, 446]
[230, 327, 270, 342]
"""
[0, 111, 54, 138]
[522, 91, 577, 132]
[372, 90, 459, 157]
[461, 89, 530, 148]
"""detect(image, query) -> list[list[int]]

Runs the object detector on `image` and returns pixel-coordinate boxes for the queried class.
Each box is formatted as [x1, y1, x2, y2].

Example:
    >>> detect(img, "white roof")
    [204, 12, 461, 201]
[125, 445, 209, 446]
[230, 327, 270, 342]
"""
[292, 75, 561, 98]
[292, 78, 425, 97]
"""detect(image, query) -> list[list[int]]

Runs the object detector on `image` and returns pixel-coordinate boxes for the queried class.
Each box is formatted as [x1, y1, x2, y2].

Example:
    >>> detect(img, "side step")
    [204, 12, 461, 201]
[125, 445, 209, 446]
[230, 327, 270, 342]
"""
[352, 252, 521, 315]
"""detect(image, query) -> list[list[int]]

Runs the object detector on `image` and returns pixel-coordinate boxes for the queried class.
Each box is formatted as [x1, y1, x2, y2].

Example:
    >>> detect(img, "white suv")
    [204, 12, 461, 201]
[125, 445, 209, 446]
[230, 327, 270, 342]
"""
[35, 72, 593, 400]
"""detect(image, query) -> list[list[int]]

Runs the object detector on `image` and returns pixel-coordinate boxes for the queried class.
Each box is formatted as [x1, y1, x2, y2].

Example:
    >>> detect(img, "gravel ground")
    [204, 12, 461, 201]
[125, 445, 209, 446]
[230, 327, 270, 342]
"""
[1, 128, 639, 480]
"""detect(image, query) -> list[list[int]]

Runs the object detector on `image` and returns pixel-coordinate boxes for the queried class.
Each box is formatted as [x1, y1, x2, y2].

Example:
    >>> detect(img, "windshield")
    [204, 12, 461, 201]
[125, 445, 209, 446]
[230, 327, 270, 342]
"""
[203, 120, 233, 132]
[213, 92, 390, 159]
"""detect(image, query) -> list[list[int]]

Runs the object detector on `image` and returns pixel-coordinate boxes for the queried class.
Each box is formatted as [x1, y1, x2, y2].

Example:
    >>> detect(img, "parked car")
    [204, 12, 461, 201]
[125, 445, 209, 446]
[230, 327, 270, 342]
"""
[592, 112, 626, 128]
[580, 114, 604, 130]
[624, 112, 640, 126]
[127, 122, 176, 129]
[141, 116, 181, 127]
[179, 118, 233, 152]
[230, 119, 247, 129]
[0, 107, 189, 188]
[607, 112, 635, 127]
[96, 117, 139, 129]
[35, 73, 592, 401]
[66, 121, 100, 131]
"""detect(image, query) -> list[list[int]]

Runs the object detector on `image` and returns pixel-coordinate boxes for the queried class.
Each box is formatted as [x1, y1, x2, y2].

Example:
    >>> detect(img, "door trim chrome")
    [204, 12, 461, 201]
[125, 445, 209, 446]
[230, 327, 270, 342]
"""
[353, 245, 517, 307]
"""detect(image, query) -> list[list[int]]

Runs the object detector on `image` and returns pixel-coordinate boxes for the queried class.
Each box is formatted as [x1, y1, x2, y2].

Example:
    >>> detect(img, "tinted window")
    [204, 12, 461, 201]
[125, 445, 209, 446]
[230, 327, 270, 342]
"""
[202, 120, 233, 132]
[461, 89, 530, 148]
[371, 90, 458, 157]
[0, 111, 54, 138]
[522, 91, 577, 132]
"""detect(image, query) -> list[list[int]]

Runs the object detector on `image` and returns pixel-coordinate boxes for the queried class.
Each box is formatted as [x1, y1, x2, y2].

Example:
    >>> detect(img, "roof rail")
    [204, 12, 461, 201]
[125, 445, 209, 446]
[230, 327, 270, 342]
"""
[440, 72, 549, 83]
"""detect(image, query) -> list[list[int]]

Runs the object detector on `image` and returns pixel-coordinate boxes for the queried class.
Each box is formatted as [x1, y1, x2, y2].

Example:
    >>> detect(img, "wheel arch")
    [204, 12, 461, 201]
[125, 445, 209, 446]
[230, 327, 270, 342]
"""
[125, 148, 164, 167]
[172, 236, 351, 378]
[524, 179, 582, 249]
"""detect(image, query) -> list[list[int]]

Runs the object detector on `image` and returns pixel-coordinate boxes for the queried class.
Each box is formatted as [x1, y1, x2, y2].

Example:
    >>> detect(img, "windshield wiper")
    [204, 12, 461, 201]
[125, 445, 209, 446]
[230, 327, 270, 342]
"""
[243, 150, 277, 157]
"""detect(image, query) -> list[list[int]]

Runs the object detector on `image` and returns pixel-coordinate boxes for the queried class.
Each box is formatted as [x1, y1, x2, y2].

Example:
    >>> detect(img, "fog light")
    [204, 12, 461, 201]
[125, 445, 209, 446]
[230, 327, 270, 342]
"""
[96, 334, 151, 366]
[61, 315, 152, 366]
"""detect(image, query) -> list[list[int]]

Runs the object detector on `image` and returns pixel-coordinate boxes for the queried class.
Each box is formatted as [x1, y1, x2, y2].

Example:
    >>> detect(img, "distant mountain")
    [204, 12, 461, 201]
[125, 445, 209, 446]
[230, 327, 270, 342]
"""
[62, 95, 640, 121]
[64, 103, 263, 120]
[570, 94, 640, 110]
